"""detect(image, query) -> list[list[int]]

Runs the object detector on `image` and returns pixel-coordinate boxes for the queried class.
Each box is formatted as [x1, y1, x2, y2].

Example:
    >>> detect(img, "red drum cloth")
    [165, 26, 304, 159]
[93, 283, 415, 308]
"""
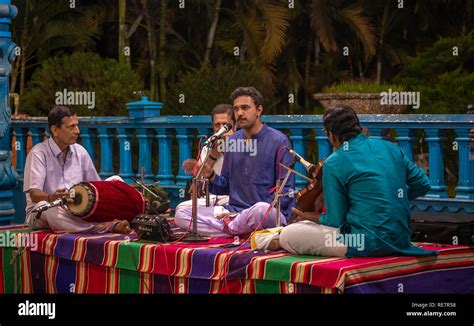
[82, 181, 145, 223]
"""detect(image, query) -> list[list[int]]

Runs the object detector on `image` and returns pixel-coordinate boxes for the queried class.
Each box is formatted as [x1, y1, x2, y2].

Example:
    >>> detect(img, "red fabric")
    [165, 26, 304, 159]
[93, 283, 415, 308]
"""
[83, 181, 145, 222]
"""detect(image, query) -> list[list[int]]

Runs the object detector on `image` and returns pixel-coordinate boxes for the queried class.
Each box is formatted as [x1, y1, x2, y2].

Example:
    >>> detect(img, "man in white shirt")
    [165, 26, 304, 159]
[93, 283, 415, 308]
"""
[179, 104, 236, 207]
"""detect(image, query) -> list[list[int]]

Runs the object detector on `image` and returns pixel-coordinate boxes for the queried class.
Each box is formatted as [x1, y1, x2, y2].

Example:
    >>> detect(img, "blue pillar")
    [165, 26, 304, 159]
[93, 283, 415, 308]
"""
[116, 128, 133, 183]
[197, 127, 212, 148]
[369, 128, 384, 139]
[424, 128, 447, 198]
[97, 128, 114, 179]
[396, 128, 416, 161]
[315, 129, 331, 161]
[455, 128, 474, 200]
[80, 128, 95, 162]
[0, 2, 18, 224]
[155, 128, 174, 185]
[12, 127, 27, 177]
[30, 127, 46, 145]
[136, 128, 154, 183]
[289, 128, 307, 187]
[175, 128, 193, 187]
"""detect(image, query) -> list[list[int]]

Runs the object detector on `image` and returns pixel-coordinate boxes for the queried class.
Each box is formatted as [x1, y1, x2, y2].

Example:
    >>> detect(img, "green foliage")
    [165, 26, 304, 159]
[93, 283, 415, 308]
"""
[22, 52, 143, 116]
[166, 63, 270, 115]
[395, 33, 474, 113]
[323, 82, 405, 93]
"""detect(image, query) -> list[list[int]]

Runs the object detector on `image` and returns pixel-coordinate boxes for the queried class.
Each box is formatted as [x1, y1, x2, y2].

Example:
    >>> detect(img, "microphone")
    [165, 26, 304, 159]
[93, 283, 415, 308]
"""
[286, 147, 316, 174]
[203, 123, 232, 147]
[32, 197, 68, 213]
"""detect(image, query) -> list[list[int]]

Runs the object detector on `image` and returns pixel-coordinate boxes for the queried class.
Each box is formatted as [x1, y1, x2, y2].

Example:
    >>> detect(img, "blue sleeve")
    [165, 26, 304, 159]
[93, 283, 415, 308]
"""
[402, 149, 431, 200]
[209, 152, 230, 195]
[318, 159, 348, 228]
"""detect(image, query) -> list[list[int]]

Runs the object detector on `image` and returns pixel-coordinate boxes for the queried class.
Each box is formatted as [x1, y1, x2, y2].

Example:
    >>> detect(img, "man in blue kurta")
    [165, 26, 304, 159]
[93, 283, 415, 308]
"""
[253, 104, 437, 257]
[174, 87, 295, 237]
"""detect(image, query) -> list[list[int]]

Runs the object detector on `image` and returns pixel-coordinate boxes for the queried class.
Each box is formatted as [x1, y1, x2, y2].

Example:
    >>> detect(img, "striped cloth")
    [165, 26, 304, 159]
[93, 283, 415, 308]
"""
[0, 223, 473, 294]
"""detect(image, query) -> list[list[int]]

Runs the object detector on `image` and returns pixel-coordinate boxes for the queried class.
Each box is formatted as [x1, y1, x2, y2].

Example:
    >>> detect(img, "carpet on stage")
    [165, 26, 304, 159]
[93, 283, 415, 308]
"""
[0, 222, 473, 294]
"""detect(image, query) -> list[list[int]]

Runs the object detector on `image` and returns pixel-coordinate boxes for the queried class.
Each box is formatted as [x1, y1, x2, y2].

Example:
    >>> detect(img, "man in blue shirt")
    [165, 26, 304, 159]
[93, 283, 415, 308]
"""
[253, 104, 437, 257]
[174, 87, 295, 237]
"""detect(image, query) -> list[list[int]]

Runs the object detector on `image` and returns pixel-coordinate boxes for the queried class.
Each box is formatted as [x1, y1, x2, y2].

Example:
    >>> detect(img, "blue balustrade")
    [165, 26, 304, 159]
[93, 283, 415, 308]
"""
[8, 113, 474, 223]
[175, 128, 194, 187]
[116, 128, 134, 183]
[97, 128, 114, 179]
[80, 128, 96, 161]
[136, 128, 154, 182]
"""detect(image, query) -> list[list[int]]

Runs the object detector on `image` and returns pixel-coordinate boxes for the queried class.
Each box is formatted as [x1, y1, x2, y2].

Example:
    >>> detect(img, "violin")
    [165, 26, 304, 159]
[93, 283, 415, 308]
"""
[287, 159, 325, 224]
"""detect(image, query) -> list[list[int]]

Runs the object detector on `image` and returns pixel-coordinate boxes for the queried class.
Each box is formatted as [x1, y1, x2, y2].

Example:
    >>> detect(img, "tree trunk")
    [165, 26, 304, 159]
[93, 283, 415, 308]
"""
[203, 0, 222, 67]
[304, 37, 312, 111]
[12, 0, 30, 114]
[314, 37, 320, 65]
[118, 0, 130, 66]
[142, 0, 157, 100]
[19, 47, 26, 102]
[158, 0, 167, 103]
[376, 42, 383, 84]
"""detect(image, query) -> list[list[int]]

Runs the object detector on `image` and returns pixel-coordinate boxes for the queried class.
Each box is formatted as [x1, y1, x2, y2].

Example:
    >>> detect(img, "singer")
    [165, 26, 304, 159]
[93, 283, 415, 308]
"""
[252, 104, 437, 258]
[23, 106, 131, 234]
[174, 87, 295, 237]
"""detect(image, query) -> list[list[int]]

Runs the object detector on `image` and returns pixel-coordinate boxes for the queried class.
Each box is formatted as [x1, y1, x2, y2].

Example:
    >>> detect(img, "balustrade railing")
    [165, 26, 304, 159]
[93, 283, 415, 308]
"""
[10, 114, 474, 223]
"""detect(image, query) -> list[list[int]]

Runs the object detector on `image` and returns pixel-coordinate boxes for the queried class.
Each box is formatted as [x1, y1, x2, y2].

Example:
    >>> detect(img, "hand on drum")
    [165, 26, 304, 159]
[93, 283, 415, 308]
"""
[290, 208, 320, 224]
[51, 188, 74, 204]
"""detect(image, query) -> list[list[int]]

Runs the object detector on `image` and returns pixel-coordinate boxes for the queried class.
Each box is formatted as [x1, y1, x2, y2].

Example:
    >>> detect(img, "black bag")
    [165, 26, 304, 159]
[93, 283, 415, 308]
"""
[131, 214, 172, 243]
[411, 214, 474, 246]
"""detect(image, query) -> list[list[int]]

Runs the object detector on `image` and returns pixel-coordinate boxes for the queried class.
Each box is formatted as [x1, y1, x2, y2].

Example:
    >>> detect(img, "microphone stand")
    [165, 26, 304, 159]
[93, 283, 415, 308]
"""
[271, 158, 297, 227]
[182, 140, 215, 242]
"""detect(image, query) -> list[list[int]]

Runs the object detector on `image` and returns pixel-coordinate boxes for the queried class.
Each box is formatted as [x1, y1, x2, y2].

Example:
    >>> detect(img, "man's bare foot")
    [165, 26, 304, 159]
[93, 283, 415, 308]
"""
[267, 239, 281, 251]
[113, 220, 131, 234]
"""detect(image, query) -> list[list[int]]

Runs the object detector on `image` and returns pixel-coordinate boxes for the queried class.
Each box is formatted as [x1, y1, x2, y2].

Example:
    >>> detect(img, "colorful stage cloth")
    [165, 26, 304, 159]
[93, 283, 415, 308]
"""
[0, 223, 473, 294]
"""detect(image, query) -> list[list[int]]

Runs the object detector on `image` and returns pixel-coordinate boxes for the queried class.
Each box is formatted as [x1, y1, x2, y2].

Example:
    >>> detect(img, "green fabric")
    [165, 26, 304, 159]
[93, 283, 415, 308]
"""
[254, 279, 281, 293]
[119, 268, 141, 293]
[318, 134, 437, 257]
[2, 247, 18, 293]
[263, 255, 318, 282]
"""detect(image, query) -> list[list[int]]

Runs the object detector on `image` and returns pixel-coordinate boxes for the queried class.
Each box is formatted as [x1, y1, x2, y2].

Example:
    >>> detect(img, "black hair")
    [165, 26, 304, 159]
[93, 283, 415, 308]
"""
[48, 106, 77, 130]
[230, 87, 264, 108]
[323, 104, 362, 143]
[211, 104, 236, 122]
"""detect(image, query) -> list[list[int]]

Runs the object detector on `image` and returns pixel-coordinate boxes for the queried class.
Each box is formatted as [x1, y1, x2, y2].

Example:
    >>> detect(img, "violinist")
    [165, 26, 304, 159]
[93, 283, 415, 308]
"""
[252, 104, 437, 258]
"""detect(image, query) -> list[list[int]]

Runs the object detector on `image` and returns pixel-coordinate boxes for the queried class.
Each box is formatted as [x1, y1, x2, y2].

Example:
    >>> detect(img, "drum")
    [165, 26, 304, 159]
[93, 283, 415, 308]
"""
[131, 183, 170, 215]
[67, 181, 146, 222]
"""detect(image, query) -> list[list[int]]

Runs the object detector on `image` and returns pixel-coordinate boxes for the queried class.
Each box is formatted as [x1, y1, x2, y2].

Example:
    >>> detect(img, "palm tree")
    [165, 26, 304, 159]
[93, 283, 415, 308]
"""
[215, 0, 291, 103]
[309, 0, 377, 72]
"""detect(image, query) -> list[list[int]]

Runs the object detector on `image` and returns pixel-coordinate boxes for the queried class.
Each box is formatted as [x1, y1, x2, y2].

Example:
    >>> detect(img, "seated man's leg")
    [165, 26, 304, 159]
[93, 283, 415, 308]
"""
[227, 202, 282, 236]
[174, 204, 231, 238]
[174, 195, 224, 209]
[25, 201, 50, 230]
[279, 220, 347, 257]
[27, 201, 121, 233]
